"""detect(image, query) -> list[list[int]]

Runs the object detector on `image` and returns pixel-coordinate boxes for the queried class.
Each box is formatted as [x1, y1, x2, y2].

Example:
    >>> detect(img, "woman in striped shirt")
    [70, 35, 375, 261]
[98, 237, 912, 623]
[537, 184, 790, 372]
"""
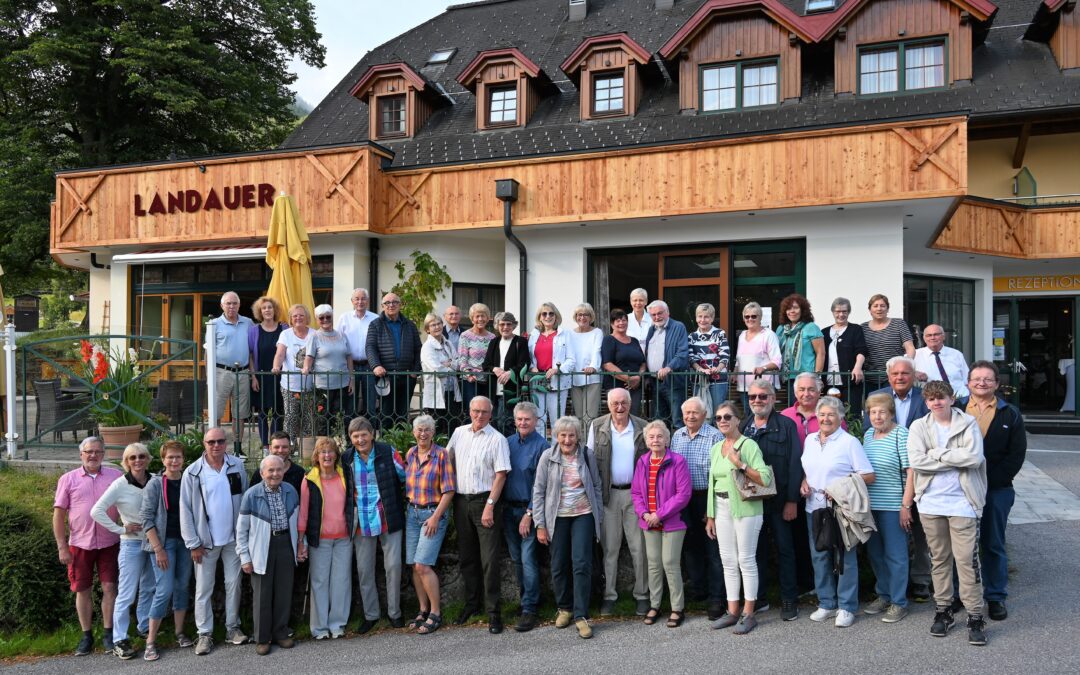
[861, 392, 915, 624]
[861, 294, 915, 389]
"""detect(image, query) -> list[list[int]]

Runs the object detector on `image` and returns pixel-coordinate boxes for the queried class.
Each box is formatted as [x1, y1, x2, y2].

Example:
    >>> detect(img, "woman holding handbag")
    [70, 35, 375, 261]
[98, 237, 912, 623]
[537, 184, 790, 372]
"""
[861, 393, 914, 624]
[705, 402, 773, 634]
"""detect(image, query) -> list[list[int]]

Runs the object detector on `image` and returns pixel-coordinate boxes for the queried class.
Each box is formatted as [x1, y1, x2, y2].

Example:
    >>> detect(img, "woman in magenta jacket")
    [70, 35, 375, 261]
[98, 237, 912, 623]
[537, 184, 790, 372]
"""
[632, 420, 692, 628]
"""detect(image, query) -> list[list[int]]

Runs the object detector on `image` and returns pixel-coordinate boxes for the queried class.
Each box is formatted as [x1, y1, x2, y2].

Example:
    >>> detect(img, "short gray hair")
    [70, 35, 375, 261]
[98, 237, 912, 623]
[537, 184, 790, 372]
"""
[646, 300, 669, 313]
[831, 297, 851, 312]
[815, 396, 845, 417]
[314, 303, 333, 318]
[794, 372, 822, 391]
[552, 415, 583, 440]
[412, 414, 436, 431]
[494, 311, 518, 327]
[886, 355, 916, 373]
[694, 303, 715, 319]
[682, 396, 708, 414]
[79, 436, 103, 453]
[513, 401, 540, 419]
[260, 454, 285, 471]
[348, 416, 375, 435]
[606, 387, 631, 406]
[630, 288, 649, 301]
[747, 379, 775, 396]
[643, 419, 671, 446]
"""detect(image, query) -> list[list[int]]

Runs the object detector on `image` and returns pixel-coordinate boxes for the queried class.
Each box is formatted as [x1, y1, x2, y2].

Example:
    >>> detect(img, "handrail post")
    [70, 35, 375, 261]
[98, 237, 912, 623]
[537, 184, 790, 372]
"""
[4, 324, 17, 460]
[206, 320, 218, 430]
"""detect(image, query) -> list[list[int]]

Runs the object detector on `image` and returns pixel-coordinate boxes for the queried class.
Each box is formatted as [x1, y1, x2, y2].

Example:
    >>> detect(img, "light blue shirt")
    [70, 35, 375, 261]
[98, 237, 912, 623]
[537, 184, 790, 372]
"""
[892, 389, 914, 428]
[210, 314, 253, 367]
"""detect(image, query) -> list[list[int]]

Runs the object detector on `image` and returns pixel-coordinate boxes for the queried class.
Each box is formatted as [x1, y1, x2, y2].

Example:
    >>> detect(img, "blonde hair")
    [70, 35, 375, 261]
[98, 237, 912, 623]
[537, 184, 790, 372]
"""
[864, 392, 895, 415]
[121, 442, 149, 472]
[534, 302, 562, 330]
[287, 303, 310, 323]
[313, 436, 340, 462]
[469, 303, 491, 321]
[572, 302, 596, 325]
[158, 440, 186, 463]
[422, 313, 443, 333]
[251, 296, 282, 322]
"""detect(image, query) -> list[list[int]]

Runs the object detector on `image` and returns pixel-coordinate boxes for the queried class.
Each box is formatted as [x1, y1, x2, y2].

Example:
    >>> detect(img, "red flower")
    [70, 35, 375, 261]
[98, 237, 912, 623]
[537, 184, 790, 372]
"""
[92, 352, 108, 384]
[80, 340, 94, 363]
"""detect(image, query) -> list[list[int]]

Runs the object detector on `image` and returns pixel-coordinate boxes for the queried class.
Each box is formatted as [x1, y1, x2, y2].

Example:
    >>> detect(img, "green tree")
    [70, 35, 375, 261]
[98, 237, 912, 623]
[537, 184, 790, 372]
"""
[0, 0, 325, 295]
[389, 250, 453, 326]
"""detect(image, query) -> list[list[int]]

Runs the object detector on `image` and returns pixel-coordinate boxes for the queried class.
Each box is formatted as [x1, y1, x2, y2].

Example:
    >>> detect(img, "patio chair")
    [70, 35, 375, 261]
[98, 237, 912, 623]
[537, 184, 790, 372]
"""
[33, 379, 94, 443]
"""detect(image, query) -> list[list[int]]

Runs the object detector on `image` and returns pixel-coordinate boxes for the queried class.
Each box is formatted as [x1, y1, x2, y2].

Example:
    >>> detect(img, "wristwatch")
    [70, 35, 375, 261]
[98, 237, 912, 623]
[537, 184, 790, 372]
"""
[486, 498, 495, 506]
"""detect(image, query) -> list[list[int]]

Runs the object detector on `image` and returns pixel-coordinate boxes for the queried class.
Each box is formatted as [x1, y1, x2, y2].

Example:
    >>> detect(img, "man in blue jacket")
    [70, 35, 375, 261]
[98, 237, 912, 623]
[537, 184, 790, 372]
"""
[366, 292, 422, 430]
[644, 300, 689, 429]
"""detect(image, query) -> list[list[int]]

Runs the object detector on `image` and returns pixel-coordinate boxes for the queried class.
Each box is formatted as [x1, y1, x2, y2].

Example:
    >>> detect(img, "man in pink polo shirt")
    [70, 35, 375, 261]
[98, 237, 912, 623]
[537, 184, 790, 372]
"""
[53, 436, 123, 656]
[781, 372, 846, 447]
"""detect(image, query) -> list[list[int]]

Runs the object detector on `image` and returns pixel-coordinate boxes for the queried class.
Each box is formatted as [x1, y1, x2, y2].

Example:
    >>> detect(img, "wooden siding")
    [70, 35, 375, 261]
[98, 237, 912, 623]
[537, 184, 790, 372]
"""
[934, 198, 1080, 258]
[1050, 8, 1080, 71]
[372, 117, 967, 234]
[51, 146, 385, 251]
[835, 0, 971, 95]
[678, 12, 801, 110]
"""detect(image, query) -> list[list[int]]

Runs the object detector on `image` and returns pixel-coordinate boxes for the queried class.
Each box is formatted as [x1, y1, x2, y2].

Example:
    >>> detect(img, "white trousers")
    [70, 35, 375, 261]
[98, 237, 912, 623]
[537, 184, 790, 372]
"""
[714, 496, 763, 602]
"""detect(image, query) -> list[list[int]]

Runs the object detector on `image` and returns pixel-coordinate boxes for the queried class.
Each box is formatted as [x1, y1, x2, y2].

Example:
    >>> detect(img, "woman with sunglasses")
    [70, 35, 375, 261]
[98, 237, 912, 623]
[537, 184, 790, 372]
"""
[528, 302, 575, 437]
[706, 403, 772, 634]
[303, 303, 355, 438]
[139, 440, 194, 660]
[273, 304, 315, 454]
[91, 442, 157, 659]
[733, 302, 781, 413]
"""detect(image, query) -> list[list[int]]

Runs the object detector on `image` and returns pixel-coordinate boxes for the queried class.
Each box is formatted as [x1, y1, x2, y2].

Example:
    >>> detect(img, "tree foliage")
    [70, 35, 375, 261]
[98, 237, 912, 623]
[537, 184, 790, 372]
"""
[0, 0, 326, 295]
[389, 250, 453, 326]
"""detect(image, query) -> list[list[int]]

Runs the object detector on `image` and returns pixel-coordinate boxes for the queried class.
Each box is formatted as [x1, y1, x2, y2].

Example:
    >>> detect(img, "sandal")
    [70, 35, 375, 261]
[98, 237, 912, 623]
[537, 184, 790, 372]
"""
[643, 608, 661, 625]
[407, 611, 430, 630]
[417, 613, 443, 635]
[666, 611, 685, 628]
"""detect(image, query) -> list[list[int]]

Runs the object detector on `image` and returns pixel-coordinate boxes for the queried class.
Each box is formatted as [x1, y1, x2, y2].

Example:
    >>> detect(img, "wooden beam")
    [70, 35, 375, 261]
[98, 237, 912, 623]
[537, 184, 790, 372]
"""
[385, 172, 432, 224]
[893, 126, 960, 184]
[305, 152, 366, 215]
[58, 174, 106, 236]
[1012, 122, 1032, 169]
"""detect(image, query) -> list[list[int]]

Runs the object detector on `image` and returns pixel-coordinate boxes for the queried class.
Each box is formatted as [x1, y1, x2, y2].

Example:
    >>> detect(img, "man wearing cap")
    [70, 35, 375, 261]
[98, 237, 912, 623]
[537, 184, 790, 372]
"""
[365, 292, 421, 429]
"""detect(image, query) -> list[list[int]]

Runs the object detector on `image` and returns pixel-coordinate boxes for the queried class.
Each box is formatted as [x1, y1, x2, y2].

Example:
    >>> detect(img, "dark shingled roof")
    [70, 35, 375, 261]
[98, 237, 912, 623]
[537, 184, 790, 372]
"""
[282, 0, 1080, 168]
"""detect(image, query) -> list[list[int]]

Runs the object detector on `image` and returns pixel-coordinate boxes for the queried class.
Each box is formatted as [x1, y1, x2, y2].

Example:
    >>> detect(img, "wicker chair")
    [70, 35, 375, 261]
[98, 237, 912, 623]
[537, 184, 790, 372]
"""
[33, 379, 93, 442]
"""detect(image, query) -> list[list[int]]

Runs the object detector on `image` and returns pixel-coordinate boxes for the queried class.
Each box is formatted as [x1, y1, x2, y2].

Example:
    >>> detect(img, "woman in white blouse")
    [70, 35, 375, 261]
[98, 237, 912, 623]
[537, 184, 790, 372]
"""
[567, 303, 604, 431]
[420, 313, 461, 434]
[733, 302, 781, 413]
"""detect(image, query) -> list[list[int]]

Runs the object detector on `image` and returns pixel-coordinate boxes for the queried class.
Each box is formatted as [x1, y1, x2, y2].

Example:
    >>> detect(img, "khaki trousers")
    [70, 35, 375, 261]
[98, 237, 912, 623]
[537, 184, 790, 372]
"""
[601, 487, 648, 602]
[920, 513, 984, 616]
[643, 528, 686, 612]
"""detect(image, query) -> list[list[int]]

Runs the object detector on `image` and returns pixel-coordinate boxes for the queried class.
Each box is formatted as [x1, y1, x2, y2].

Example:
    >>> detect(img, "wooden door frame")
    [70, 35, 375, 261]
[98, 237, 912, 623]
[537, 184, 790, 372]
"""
[657, 247, 731, 333]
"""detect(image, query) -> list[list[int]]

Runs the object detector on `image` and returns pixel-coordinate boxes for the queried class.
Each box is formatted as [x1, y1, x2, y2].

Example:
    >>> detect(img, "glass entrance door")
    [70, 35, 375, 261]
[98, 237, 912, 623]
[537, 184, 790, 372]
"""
[994, 297, 1076, 411]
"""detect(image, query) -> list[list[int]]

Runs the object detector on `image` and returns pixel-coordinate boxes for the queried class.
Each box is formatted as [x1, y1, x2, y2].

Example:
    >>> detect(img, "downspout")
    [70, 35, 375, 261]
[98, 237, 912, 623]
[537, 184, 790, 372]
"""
[369, 237, 380, 297]
[495, 179, 526, 318]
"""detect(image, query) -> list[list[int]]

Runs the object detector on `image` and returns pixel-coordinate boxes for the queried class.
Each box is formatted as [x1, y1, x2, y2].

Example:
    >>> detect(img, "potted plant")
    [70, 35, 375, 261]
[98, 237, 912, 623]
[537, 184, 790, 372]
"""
[79, 340, 153, 458]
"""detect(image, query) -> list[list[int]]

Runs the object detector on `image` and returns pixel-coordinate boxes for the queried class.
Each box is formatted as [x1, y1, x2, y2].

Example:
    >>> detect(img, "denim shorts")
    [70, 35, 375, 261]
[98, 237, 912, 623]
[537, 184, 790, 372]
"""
[405, 504, 449, 566]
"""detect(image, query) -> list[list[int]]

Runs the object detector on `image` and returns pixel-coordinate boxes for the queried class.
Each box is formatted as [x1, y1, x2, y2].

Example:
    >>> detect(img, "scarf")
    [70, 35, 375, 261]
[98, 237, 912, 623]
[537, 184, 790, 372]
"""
[779, 322, 806, 379]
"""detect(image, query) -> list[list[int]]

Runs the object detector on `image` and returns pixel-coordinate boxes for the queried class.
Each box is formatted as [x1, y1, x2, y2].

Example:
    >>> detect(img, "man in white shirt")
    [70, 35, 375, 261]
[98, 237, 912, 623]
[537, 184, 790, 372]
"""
[585, 388, 649, 617]
[626, 288, 651, 343]
[446, 396, 511, 632]
[337, 288, 378, 420]
[914, 324, 970, 397]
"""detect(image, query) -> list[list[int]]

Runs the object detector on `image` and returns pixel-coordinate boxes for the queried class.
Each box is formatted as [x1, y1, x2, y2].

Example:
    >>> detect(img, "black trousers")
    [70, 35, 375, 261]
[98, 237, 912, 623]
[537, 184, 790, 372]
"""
[252, 534, 295, 644]
[455, 493, 505, 615]
[681, 490, 725, 604]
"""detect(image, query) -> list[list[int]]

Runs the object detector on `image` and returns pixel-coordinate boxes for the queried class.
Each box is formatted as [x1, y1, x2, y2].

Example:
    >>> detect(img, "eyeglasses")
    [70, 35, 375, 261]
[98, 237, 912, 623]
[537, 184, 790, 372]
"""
[471, 409, 492, 416]
[317, 315, 333, 320]
[540, 312, 555, 317]
[924, 332, 944, 338]
[205, 438, 227, 445]
[717, 413, 736, 421]
[747, 393, 770, 401]
[415, 428, 433, 434]
[743, 315, 759, 320]
[970, 377, 997, 384]
[129, 454, 149, 461]
[81, 450, 104, 456]
[317, 450, 338, 456]
[383, 300, 401, 306]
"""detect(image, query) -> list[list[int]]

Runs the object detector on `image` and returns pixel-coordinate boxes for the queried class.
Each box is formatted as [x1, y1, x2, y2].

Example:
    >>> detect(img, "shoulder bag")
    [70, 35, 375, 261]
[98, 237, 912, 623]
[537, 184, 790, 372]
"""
[730, 437, 777, 501]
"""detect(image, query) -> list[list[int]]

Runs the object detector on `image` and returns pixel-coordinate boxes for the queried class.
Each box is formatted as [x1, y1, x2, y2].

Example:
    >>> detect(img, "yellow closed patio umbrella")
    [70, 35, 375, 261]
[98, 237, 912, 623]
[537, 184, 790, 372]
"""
[265, 194, 315, 322]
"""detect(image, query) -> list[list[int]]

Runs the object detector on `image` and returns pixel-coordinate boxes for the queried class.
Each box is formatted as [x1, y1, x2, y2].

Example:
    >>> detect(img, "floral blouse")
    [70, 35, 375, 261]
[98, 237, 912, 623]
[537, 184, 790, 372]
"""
[689, 328, 730, 382]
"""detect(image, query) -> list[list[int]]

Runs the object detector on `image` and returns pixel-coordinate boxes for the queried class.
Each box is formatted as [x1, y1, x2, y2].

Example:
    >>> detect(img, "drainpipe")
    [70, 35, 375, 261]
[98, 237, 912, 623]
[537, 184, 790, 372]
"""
[495, 179, 526, 319]
[369, 237, 380, 297]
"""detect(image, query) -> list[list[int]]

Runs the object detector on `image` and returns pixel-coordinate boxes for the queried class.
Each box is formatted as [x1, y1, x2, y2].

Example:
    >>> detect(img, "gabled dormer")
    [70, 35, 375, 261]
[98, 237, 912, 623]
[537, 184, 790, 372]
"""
[456, 48, 555, 131]
[560, 33, 653, 121]
[1026, 0, 1080, 71]
[824, 0, 995, 96]
[659, 0, 810, 112]
[350, 62, 450, 141]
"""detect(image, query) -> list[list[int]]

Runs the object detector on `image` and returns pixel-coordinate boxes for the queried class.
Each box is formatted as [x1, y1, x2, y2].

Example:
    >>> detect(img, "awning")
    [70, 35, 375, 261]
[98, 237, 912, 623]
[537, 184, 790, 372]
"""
[111, 244, 266, 264]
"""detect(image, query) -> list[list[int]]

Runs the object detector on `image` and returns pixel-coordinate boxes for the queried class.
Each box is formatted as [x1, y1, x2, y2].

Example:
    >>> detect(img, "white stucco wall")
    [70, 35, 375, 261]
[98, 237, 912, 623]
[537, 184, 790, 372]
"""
[87, 263, 112, 335]
[377, 234, 505, 311]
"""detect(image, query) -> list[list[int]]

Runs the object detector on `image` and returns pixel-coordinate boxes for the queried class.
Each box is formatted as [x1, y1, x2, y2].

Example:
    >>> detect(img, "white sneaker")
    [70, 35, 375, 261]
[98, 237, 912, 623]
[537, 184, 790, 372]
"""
[810, 607, 838, 622]
[835, 609, 855, 628]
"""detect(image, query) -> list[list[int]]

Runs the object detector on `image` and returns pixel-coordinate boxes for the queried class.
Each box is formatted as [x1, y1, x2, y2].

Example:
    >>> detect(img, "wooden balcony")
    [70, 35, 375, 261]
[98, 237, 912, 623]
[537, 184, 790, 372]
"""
[933, 196, 1080, 259]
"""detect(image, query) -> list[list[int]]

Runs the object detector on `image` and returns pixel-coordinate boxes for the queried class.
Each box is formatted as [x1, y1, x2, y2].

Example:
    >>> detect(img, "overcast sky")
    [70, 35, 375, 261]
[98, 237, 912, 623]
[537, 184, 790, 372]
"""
[289, 0, 450, 106]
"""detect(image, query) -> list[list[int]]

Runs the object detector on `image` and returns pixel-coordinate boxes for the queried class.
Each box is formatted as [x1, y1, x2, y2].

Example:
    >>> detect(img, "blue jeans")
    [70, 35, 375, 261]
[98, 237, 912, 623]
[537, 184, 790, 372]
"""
[149, 537, 193, 620]
[654, 376, 686, 430]
[707, 382, 730, 411]
[806, 513, 859, 612]
[405, 505, 450, 567]
[981, 487, 1015, 601]
[550, 513, 595, 620]
[866, 510, 910, 608]
[114, 539, 156, 641]
[502, 505, 540, 614]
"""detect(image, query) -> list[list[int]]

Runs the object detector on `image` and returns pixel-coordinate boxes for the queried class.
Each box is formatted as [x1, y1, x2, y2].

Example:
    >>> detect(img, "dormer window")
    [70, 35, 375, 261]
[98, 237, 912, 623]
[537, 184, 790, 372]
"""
[378, 95, 407, 137]
[592, 73, 625, 115]
[560, 33, 652, 121]
[859, 40, 945, 95]
[457, 48, 554, 131]
[488, 86, 518, 125]
[350, 62, 451, 140]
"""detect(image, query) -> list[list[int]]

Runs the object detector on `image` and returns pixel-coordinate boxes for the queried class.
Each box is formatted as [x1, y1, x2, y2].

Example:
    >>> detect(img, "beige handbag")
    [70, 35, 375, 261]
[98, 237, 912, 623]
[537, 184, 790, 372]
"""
[729, 438, 777, 501]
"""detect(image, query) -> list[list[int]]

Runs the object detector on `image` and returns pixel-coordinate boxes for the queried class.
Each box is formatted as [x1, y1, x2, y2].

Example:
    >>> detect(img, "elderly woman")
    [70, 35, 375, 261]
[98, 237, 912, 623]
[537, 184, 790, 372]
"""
[272, 304, 314, 455]
[297, 437, 353, 640]
[800, 396, 875, 628]
[689, 303, 730, 418]
[733, 302, 781, 412]
[706, 402, 773, 635]
[420, 312, 461, 434]
[861, 393, 914, 624]
[304, 304, 354, 436]
[483, 312, 531, 434]
[249, 296, 286, 452]
[907, 381, 988, 645]
[528, 302, 575, 437]
[861, 294, 915, 390]
[775, 294, 825, 399]
[567, 303, 604, 430]
[601, 308, 647, 416]
[458, 302, 496, 412]
[90, 442, 155, 660]
[822, 297, 868, 417]
[532, 415, 603, 639]
[627, 288, 651, 342]
[404, 414, 457, 635]
[632, 420, 692, 628]
[139, 440, 194, 660]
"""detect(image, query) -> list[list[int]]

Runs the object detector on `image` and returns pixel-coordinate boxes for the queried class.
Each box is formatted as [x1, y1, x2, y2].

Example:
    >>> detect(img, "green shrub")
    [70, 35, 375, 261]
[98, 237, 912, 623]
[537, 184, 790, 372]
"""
[0, 502, 70, 632]
[145, 425, 205, 473]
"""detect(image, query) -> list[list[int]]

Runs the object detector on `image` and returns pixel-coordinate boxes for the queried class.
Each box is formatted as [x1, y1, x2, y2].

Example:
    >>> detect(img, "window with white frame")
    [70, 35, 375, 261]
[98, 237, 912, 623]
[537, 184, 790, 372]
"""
[701, 60, 778, 112]
[592, 72, 625, 115]
[488, 86, 518, 125]
[860, 40, 946, 95]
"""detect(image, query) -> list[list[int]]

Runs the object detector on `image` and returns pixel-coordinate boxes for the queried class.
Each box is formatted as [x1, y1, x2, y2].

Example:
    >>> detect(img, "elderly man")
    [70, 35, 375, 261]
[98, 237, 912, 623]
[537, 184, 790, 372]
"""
[782, 372, 846, 446]
[250, 432, 304, 493]
[626, 288, 651, 343]
[868, 355, 932, 601]
[236, 455, 299, 656]
[503, 401, 547, 632]
[914, 324, 970, 397]
[366, 292, 422, 429]
[207, 291, 254, 450]
[443, 305, 465, 420]
[741, 380, 803, 621]
[338, 288, 378, 421]
[53, 436, 123, 656]
[644, 300, 689, 429]
[670, 396, 724, 619]
[959, 361, 1026, 621]
[447, 396, 511, 632]
[180, 427, 250, 655]
[585, 387, 649, 616]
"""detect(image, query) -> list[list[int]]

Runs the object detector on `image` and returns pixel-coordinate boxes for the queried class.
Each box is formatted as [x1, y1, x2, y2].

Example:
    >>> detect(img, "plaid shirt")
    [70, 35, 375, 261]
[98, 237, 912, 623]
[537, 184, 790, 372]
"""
[670, 424, 721, 490]
[264, 484, 289, 531]
[405, 445, 457, 507]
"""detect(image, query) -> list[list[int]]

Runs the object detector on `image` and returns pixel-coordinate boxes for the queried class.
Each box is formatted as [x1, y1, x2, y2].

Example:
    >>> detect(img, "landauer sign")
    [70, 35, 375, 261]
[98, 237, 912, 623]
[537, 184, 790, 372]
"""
[134, 183, 276, 216]
[993, 275, 1080, 293]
